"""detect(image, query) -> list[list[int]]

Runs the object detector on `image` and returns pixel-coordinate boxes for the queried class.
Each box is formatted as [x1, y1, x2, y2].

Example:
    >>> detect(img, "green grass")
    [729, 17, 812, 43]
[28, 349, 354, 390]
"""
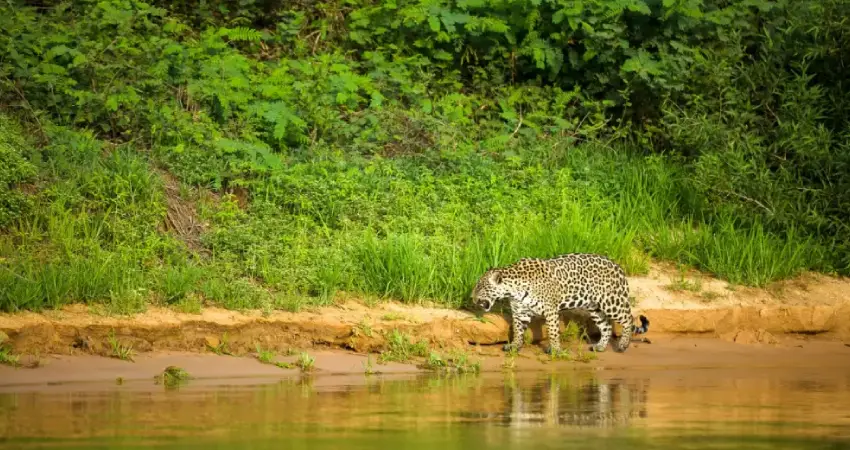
[502, 348, 518, 371]
[363, 354, 378, 375]
[0, 136, 826, 313]
[0, 0, 845, 316]
[380, 312, 407, 322]
[255, 346, 276, 364]
[107, 331, 135, 362]
[172, 293, 203, 314]
[0, 346, 20, 367]
[379, 329, 430, 363]
[352, 320, 373, 338]
[295, 352, 315, 372]
[422, 350, 482, 374]
[255, 345, 296, 369]
[154, 366, 191, 389]
[206, 333, 232, 356]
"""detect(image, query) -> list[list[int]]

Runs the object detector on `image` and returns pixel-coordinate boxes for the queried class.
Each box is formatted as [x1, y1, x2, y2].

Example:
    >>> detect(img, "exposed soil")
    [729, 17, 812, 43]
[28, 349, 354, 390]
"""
[159, 169, 208, 255]
[1, 264, 849, 387]
[2, 336, 849, 391]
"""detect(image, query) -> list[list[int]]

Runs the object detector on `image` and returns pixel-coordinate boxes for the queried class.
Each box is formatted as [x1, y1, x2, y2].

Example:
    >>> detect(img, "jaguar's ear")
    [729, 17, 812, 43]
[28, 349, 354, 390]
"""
[489, 270, 503, 285]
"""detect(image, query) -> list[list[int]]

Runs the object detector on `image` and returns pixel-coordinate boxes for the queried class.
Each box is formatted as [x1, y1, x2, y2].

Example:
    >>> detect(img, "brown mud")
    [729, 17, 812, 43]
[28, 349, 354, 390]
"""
[2, 336, 850, 391]
[1, 265, 849, 387]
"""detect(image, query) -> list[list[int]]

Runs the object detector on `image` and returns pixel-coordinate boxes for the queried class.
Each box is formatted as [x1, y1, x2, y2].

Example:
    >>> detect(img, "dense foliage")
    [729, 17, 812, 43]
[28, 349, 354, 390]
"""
[0, 0, 848, 312]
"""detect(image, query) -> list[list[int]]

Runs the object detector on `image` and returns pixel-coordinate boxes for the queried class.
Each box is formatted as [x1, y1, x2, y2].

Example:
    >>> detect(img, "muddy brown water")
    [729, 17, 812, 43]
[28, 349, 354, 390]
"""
[2, 358, 849, 449]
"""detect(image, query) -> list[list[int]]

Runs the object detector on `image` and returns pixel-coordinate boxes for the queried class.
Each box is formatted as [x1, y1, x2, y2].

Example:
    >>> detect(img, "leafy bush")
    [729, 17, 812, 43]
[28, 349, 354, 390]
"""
[0, 0, 847, 312]
[0, 116, 36, 228]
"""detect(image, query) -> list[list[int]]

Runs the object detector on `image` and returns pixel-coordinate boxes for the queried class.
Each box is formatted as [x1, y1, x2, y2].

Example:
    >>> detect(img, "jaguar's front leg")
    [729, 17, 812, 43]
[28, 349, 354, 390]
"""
[504, 314, 529, 352]
[543, 309, 562, 355]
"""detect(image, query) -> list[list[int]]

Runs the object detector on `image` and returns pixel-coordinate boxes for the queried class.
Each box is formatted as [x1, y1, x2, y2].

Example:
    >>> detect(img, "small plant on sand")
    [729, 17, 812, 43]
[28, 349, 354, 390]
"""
[666, 266, 703, 293]
[551, 321, 598, 362]
[173, 293, 203, 314]
[255, 345, 295, 369]
[381, 312, 407, 322]
[154, 366, 191, 388]
[0, 345, 20, 367]
[560, 320, 584, 344]
[89, 288, 148, 317]
[469, 315, 491, 324]
[572, 347, 597, 363]
[502, 347, 518, 371]
[256, 345, 276, 364]
[296, 352, 315, 372]
[547, 348, 574, 361]
[422, 350, 481, 374]
[107, 330, 135, 362]
[352, 319, 373, 337]
[424, 351, 446, 370]
[700, 291, 723, 302]
[379, 329, 429, 363]
[449, 351, 481, 374]
[363, 353, 379, 375]
[207, 332, 232, 355]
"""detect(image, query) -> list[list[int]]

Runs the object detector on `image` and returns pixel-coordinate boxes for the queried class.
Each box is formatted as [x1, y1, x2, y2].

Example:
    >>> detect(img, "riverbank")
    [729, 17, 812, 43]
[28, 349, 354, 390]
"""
[2, 336, 849, 391]
[2, 264, 849, 388]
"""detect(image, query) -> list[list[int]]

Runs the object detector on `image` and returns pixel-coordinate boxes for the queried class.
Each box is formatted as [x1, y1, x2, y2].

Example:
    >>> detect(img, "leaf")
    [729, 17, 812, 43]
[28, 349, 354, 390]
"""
[620, 50, 663, 79]
[219, 26, 263, 42]
[105, 95, 120, 111]
[370, 91, 385, 108]
[553, 10, 565, 24]
[428, 16, 440, 32]
[433, 50, 454, 61]
[625, 0, 651, 15]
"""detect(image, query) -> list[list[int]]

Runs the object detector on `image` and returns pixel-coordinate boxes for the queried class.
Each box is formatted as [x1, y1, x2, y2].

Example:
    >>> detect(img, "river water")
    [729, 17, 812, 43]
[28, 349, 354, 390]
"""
[1, 368, 849, 449]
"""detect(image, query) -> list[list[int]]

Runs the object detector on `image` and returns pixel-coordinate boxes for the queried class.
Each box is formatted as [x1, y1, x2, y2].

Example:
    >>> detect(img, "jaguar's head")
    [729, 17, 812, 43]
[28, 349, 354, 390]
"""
[472, 269, 514, 312]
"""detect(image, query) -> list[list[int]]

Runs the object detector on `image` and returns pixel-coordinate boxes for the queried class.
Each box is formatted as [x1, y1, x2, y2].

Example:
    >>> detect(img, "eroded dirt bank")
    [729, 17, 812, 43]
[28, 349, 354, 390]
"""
[1, 265, 849, 387]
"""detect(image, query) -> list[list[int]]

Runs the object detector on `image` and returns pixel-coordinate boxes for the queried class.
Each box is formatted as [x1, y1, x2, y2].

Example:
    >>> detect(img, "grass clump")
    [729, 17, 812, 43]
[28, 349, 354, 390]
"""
[172, 293, 203, 314]
[379, 329, 429, 363]
[422, 350, 481, 375]
[295, 352, 315, 372]
[255, 345, 295, 369]
[363, 354, 378, 375]
[154, 366, 191, 388]
[206, 333, 232, 356]
[352, 320, 373, 338]
[107, 331, 135, 362]
[0, 346, 20, 367]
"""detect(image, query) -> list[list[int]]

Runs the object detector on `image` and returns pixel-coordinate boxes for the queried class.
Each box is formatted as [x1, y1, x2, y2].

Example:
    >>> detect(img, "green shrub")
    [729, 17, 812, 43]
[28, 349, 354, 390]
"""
[0, 0, 847, 312]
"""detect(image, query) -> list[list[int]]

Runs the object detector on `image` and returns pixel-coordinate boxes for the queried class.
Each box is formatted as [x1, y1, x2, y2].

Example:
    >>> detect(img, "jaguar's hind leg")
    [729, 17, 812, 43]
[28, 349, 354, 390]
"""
[588, 309, 612, 352]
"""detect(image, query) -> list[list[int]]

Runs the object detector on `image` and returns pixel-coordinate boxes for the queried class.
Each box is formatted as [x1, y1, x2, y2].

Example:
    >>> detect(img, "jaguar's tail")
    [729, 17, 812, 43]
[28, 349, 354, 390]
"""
[632, 315, 650, 335]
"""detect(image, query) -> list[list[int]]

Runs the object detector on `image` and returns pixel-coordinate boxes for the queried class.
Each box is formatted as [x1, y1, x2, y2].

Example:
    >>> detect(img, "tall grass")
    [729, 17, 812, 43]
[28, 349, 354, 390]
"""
[0, 122, 835, 312]
[1, 129, 830, 312]
[684, 219, 820, 286]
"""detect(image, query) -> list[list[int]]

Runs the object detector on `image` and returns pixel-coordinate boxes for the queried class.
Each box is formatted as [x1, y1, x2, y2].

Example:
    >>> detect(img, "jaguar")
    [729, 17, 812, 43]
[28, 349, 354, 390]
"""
[472, 253, 649, 354]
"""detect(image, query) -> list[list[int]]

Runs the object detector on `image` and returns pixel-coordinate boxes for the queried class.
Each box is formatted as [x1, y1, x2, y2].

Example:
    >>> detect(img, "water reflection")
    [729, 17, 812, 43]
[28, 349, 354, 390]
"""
[1, 369, 849, 448]
[510, 375, 648, 428]
[457, 374, 649, 430]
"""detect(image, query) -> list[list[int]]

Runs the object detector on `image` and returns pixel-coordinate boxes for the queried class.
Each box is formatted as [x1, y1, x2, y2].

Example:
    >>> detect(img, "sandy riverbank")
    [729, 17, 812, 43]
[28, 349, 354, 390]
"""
[1, 264, 849, 388]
